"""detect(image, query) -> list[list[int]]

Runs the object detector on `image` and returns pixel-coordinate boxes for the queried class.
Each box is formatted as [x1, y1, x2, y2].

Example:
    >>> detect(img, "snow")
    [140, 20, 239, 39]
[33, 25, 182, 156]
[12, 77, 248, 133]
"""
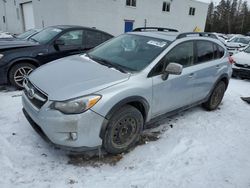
[0, 31, 13, 39]
[0, 79, 250, 188]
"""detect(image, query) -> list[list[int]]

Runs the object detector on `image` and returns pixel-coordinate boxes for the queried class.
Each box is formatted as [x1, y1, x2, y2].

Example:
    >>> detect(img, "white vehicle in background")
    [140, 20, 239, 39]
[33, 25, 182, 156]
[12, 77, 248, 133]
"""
[225, 35, 250, 55]
[232, 45, 250, 79]
[213, 33, 228, 45]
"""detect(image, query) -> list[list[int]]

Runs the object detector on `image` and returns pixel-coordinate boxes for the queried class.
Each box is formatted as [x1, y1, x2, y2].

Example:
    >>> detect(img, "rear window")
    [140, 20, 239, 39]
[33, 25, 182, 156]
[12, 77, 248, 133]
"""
[217, 45, 225, 58]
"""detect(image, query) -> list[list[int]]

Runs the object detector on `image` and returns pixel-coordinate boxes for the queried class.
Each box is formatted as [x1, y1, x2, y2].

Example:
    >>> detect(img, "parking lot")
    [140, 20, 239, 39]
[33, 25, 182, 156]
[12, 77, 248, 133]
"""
[0, 78, 249, 188]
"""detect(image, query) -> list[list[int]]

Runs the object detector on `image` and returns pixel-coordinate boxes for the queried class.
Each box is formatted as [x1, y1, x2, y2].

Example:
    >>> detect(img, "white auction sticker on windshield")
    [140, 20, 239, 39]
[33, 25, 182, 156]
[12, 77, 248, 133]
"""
[147, 40, 167, 48]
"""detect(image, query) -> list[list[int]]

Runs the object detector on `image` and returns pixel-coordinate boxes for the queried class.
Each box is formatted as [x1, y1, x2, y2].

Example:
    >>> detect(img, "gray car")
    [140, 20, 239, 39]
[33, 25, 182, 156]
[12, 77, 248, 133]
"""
[22, 31, 232, 154]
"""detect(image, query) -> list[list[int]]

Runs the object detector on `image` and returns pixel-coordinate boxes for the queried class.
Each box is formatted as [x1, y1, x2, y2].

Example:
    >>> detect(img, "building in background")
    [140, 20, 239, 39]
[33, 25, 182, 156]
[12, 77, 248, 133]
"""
[0, 0, 208, 36]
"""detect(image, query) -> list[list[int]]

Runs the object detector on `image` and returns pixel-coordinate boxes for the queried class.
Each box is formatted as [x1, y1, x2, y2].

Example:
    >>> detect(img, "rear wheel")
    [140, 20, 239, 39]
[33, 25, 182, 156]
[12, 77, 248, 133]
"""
[9, 63, 36, 89]
[202, 81, 226, 111]
[103, 105, 143, 154]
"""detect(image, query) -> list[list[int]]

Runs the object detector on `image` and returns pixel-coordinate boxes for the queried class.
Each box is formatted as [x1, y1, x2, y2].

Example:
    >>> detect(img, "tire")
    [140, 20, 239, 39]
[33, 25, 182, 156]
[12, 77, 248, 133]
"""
[202, 81, 226, 111]
[103, 105, 144, 154]
[8, 63, 36, 89]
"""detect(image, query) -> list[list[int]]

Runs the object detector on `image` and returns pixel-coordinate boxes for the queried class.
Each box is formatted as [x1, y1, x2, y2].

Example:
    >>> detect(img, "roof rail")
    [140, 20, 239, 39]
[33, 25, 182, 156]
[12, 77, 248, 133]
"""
[133, 27, 179, 32]
[176, 32, 218, 39]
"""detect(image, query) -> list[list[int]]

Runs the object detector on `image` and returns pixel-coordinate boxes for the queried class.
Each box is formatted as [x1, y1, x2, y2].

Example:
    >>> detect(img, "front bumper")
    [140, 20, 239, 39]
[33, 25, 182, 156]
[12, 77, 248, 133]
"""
[22, 93, 105, 152]
[232, 65, 250, 79]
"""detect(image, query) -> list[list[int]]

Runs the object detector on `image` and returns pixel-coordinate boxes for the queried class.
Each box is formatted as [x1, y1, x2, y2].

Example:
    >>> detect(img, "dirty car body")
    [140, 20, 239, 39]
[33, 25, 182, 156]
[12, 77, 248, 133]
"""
[22, 31, 232, 153]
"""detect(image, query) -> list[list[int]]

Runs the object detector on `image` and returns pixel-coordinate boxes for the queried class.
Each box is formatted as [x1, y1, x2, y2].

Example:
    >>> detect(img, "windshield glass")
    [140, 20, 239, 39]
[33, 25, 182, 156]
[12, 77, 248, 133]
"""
[228, 36, 250, 44]
[16, 29, 37, 39]
[88, 34, 170, 72]
[240, 38, 250, 44]
[30, 27, 62, 44]
[244, 46, 250, 53]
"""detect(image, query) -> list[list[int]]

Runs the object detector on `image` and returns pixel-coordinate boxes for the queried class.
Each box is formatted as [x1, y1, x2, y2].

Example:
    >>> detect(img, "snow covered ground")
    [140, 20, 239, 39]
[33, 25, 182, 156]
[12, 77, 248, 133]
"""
[0, 78, 250, 188]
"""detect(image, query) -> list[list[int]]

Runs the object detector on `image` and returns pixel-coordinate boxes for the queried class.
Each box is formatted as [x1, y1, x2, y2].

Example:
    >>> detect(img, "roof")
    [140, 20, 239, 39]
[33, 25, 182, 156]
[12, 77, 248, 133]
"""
[52, 25, 89, 29]
[46, 25, 113, 36]
[129, 31, 179, 41]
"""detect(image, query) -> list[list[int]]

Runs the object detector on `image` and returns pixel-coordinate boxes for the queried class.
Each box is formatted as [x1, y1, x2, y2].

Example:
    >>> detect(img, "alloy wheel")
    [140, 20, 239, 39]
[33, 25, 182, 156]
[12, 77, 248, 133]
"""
[13, 66, 33, 88]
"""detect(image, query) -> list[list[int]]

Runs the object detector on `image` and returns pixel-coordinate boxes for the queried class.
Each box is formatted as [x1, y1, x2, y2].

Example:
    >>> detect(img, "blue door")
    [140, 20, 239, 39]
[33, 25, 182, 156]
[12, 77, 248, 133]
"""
[124, 20, 134, 32]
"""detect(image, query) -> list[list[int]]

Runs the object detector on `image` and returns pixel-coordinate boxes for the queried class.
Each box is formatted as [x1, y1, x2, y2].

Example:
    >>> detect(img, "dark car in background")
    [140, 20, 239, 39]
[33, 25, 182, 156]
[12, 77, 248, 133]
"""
[0, 25, 113, 88]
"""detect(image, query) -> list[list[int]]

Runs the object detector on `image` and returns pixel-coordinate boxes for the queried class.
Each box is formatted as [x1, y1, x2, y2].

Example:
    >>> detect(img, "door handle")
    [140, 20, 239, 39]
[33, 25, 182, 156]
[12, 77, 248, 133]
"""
[188, 73, 194, 78]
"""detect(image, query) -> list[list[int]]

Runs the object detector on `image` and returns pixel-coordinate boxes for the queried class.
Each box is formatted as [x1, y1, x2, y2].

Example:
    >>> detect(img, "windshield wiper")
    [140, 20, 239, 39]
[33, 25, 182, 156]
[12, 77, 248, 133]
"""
[86, 54, 128, 73]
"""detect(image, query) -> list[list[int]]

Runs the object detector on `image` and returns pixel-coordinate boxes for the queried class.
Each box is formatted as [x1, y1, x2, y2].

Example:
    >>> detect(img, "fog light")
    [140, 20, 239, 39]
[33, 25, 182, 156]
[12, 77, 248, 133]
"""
[69, 132, 78, 141]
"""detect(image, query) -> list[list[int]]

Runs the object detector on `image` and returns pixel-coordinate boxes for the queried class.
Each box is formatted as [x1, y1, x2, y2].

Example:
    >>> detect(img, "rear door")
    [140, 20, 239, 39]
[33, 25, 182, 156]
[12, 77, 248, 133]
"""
[191, 40, 225, 101]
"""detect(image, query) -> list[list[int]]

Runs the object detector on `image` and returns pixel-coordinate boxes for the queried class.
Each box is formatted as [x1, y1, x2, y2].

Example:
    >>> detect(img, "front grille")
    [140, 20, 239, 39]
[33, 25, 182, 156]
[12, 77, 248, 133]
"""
[23, 79, 48, 109]
[235, 63, 250, 69]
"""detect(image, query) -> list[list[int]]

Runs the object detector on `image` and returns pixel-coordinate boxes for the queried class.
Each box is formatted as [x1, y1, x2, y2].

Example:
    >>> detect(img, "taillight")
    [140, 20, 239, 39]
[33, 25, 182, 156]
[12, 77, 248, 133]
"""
[228, 56, 235, 64]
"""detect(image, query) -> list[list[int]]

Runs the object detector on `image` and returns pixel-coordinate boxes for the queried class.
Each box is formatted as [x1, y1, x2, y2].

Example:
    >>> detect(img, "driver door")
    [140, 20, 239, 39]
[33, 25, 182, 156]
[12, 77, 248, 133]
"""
[47, 29, 84, 61]
[151, 41, 196, 117]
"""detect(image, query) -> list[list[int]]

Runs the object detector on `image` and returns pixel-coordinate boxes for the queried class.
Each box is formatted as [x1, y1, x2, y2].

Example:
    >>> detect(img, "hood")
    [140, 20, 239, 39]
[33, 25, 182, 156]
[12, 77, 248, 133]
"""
[29, 55, 130, 101]
[0, 39, 38, 50]
[232, 51, 250, 66]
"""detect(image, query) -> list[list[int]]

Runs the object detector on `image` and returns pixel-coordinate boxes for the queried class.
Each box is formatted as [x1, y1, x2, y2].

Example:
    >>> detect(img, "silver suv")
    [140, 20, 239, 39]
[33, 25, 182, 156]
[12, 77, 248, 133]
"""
[22, 30, 232, 154]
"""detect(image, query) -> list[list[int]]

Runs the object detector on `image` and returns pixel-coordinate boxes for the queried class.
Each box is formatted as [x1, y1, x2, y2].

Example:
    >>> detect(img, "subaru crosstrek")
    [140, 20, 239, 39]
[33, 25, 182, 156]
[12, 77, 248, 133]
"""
[22, 30, 233, 154]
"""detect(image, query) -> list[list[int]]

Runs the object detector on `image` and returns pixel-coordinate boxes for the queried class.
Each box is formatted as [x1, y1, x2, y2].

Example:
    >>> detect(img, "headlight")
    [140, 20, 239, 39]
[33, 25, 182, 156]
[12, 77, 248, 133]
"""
[51, 95, 101, 114]
[0, 54, 4, 59]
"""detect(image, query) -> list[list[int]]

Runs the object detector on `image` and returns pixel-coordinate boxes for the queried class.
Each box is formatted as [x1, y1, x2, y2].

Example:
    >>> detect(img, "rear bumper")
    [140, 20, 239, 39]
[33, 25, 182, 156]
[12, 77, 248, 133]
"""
[233, 66, 250, 79]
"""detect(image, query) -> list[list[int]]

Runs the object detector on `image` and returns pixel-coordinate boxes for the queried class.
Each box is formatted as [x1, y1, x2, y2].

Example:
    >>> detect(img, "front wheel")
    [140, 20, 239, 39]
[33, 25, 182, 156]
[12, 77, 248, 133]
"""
[202, 81, 226, 111]
[103, 105, 144, 154]
[9, 63, 36, 89]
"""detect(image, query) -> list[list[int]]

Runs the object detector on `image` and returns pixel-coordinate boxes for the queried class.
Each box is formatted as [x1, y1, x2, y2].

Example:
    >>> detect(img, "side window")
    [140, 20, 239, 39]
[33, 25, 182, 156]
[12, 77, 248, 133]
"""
[162, 2, 170, 12]
[196, 41, 214, 63]
[217, 45, 225, 58]
[85, 30, 109, 49]
[101, 33, 112, 42]
[149, 41, 194, 76]
[165, 41, 194, 67]
[126, 0, 136, 7]
[189, 7, 196, 16]
[58, 30, 83, 46]
[213, 44, 224, 59]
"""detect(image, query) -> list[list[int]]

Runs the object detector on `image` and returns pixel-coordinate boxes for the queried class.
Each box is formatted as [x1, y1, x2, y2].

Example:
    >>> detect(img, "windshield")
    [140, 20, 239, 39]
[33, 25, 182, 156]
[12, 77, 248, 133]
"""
[30, 27, 62, 44]
[244, 46, 250, 53]
[228, 36, 250, 44]
[88, 34, 170, 72]
[16, 29, 37, 39]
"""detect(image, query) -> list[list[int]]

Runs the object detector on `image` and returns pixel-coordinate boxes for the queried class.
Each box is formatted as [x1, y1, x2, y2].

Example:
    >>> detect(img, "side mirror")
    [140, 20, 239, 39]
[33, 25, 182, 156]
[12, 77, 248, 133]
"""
[162, 63, 183, 80]
[54, 39, 65, 46]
